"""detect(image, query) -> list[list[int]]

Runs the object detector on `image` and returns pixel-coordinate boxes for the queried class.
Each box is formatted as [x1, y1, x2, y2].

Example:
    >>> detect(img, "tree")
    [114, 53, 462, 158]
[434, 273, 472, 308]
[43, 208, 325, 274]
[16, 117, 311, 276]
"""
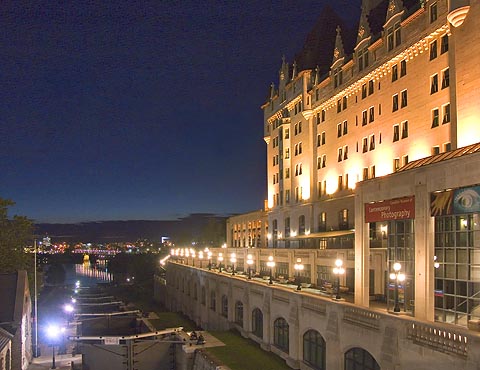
[0, 198, 34, 273]
[45, 263, 66, 285]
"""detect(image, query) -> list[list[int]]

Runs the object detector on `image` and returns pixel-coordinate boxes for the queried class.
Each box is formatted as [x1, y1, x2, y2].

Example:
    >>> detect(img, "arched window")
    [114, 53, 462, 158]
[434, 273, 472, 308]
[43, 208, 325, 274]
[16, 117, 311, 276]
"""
[252, 308, 263, 339]
[345, 347, 380, 370]
[235, 301, 243, 327]
[221, 295, 228, 318]
[210, 291, 216, 311]
[303, 330, 326, 370]
[273, 317, 289, 353]
[201, 286, 206, 305]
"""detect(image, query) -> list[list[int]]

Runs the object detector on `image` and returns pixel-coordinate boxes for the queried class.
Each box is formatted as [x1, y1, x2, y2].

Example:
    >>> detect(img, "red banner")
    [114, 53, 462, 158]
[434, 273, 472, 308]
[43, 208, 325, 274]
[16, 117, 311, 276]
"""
[365, 196, 415, 223]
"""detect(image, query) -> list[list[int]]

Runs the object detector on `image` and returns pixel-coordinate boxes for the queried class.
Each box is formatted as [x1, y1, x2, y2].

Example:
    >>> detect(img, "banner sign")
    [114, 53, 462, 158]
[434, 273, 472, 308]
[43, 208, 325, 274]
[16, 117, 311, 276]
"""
[431, 185, 480, 216]
[365, 196, 415, 223]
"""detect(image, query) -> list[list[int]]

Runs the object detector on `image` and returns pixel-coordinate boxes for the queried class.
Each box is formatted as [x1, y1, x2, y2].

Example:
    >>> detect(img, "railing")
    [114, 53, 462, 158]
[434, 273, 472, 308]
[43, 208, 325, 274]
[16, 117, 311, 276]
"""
[343, 307, 381, 330]
[406, 322, 468, 357]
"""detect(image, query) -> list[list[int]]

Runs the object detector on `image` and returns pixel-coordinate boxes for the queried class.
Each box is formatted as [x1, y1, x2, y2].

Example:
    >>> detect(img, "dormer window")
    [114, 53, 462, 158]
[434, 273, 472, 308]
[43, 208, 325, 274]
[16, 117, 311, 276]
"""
[358, 47, 369, 72]
[333, 67, 343, 88]
[387, 23, 401, 51]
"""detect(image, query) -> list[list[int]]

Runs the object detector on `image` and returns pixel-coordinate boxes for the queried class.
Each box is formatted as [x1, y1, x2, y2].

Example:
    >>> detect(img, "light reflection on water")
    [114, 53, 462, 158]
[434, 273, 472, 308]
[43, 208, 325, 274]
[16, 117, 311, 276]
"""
[64, 263, 113, 287]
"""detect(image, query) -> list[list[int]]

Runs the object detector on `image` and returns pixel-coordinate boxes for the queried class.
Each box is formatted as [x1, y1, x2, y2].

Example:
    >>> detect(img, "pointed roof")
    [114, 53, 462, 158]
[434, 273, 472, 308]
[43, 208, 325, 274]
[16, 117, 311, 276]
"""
[291, 61, 298, 80]
[332, 26, 345, 65]
[385, 0, 404, 25]
[356, 5, 372, 46]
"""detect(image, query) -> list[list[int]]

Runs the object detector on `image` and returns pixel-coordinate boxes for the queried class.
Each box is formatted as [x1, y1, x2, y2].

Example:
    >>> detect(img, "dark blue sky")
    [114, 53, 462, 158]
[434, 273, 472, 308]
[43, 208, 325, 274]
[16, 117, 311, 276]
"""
[1, 0, 360, 223]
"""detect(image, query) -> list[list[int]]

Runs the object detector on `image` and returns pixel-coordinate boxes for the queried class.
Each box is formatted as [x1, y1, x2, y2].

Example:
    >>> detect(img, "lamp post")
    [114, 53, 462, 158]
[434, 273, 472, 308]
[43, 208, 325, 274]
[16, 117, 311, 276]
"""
[246, 254, 254, 279]
[208, 251, 213, 270]
[389, 262, 405, 313]
[191, 250, 196, 267]
[218, 253, 224, 272]
[267, 256, 275, 285]
[198, 251, 204, 268]
[230, 253, 236, 275]
[332, 259, 345, 300]
[46, 324, 63, 369]
[294, 258, 304, 291]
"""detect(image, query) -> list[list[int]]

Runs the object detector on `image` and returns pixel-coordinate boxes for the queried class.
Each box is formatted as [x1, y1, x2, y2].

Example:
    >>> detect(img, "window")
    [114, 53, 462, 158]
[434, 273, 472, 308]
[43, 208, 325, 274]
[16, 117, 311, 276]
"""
[252, 308, 263, 339]
[321, 155, 326, 168]
[358, 47, 369, 71]
[368, 80, 374, 95]
[430, 40, 438, 60]
[299, 215, 305, 235]
[343, 96, 347, 110]
[285, 189, 290, 203]
[337, 123, 342, 138]
[392, 64, 398, 82]
[362, 137, 368, 153]
[393, 124, 400, 142]
[273, 318, 289, 354]
[370, 165, 375, 179]
[362, 110, 368, 126]
[403, 155, 409, 166]
[343, 120, 348, 135]
[363, 167, 369, 180]
[393, 158, 400, 172]
[333, 67, 343, 88]
[369, 135, 375, 151]
[401, 121, 408, 139]
[339, 209, 348, 229]
[442, 103, 451, 124]
[345, 348, 380, 370]
[235, 301, 243, 326]
[369, 106, 374, 122]
[284, 128, 289, 139]
[321, 109, 326, 122]
[362, 84, 367, 99]
[221, 295, 228, 317]
[430, 2, 438, 23]
[337, 99, 341, 113]
[343, 145, 348, 160]
[431, 74, 439, 94]
[401, 90, 407, 108]
[295, 164, 302, 176]
[432, 108, 440, 128]
[285, 168, 290, 178]
[400, 60, 407, 77]
[441, 34, 449, 54]
[338, 175, 343, 191]
[442, 68, 449, 89]
[392, 94, 399, 111]
[444, 142, 451, 152]
[285, 148, 290, 159]
[318, 212, 327, 232]
[321, 132, 325, 145]
[432, 146, 440, 155]
[338, 147, 343, 162]
[387, 22, 401, 51]
[317, 134, 321, 147]
[285, 217, 290, 237]
[294, 142, 302, 156]
[294, 122, 302, 135]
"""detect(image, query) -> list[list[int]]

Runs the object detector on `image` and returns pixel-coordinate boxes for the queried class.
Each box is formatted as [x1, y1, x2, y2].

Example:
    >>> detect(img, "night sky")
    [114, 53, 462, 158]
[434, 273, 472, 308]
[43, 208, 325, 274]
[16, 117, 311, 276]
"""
[2, 0, 360, 223]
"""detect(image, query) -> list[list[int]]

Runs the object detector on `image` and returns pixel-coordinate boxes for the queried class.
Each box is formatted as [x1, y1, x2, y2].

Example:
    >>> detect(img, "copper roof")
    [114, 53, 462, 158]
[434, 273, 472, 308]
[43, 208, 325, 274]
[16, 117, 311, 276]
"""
[397, 143, 480, 172]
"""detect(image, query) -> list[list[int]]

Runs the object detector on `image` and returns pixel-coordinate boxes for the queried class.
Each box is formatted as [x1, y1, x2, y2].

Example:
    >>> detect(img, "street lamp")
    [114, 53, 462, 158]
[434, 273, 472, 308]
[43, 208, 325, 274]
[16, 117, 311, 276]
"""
[208, 251, 213, 270]
[389, 262, 406, 313]
[198, 251, 204, 268]
[246, 254, 254, 279]
[230, 253, 237, 275]
[332, 259, 345, 300]
[218, 253, 224, 272]
[294, 258, 304, 291]
[267, 256, 275, 285]
[46, 324, 64, 369]
[191, 250, 196, 267]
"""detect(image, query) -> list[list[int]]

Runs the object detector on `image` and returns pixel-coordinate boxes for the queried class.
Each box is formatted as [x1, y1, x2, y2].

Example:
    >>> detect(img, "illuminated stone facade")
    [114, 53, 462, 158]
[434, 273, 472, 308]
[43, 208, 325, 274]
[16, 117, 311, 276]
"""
[226, 209, 268, 249]
[262, 0, 480, 251]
